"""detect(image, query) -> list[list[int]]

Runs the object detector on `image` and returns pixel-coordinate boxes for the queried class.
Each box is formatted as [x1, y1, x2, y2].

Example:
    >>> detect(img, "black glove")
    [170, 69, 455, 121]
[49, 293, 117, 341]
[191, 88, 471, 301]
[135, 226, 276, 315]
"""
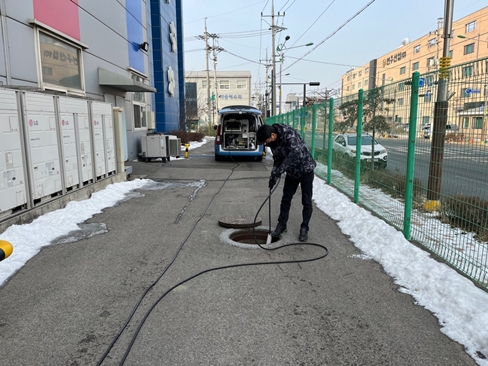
[268, 177, 276, 189]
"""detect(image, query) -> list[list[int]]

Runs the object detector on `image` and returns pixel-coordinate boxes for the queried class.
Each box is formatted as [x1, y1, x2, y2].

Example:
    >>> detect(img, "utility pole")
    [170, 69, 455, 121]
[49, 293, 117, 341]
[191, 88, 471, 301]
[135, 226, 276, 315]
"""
[210, 34, 223, 122]
[197, 22, 224, 125]
[260, 49, 271, 117]
[425, 0, 454, 211]
[262, 0, 285, 116]
[204, 19, 212, 125]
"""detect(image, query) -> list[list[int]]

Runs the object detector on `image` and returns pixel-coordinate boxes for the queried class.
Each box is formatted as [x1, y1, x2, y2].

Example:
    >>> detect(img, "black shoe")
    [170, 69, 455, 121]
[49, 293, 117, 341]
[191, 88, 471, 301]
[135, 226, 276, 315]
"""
[299, 227, 308, 242]
[271, 223, 287, 237]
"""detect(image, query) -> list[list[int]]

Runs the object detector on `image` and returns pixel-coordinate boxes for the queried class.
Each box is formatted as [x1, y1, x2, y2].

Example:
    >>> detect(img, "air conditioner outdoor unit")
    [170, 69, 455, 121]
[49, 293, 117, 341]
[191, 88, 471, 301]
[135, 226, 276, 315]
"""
[140, 134, 167, 161]
[428, 58, 440, 67]
[166, 135, 181, 158]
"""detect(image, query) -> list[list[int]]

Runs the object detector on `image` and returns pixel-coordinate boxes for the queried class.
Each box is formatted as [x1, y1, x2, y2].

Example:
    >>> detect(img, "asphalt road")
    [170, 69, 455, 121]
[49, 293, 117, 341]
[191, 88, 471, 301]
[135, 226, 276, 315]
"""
[0, 140, 477, 365]
[310, 132, 488, 200]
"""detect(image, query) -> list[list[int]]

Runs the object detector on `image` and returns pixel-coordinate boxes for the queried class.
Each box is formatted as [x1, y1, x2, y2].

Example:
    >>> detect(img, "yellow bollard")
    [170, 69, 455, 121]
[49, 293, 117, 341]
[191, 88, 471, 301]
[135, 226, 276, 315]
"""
[0, 240, 13, 262]
[185, 143, 189, 158]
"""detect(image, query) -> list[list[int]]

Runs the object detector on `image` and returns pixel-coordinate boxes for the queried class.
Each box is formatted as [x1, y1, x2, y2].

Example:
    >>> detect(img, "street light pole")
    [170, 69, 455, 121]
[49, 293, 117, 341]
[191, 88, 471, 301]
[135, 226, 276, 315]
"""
[276, 40, 313, 114]
[277, 82, 321, 108]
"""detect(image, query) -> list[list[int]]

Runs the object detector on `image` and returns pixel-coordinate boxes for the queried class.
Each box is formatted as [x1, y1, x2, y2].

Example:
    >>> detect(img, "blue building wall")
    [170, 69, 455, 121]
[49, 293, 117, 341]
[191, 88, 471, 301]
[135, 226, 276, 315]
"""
[176, 0, 186, 129]
[150, 0, 182, 133]
[126, 0, 145, 73]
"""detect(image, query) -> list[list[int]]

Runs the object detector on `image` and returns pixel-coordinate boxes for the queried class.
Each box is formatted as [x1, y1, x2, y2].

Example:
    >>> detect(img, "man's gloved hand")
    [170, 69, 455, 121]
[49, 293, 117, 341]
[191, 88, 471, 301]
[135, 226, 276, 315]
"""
[268, 173, 279, 189]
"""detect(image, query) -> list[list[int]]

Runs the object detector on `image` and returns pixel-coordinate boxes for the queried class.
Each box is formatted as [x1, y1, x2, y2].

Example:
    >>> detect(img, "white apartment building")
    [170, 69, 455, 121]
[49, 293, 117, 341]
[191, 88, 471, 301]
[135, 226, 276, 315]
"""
[185, 71, 252, 124]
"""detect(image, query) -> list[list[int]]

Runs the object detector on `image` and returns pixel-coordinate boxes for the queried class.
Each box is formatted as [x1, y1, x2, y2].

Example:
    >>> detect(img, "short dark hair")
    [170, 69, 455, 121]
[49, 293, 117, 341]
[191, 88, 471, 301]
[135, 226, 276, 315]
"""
[257, 124, 276, 143]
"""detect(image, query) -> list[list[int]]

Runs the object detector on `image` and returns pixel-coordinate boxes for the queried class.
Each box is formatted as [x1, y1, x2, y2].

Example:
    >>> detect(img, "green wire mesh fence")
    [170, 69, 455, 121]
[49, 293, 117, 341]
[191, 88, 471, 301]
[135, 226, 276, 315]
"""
[266, 60, 488, 290]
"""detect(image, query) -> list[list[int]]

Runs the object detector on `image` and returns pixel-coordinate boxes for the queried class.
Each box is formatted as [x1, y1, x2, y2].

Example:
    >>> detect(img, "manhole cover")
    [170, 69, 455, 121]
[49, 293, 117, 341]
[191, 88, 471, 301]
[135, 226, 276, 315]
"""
[218, 216, 262, 228]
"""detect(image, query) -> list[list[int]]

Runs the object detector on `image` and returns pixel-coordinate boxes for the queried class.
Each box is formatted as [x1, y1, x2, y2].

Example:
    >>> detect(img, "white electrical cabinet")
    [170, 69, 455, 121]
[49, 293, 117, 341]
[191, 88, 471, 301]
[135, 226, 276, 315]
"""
[76, 113, 94, 185]
[23, 92, 62, 201]
[140, 134, 167, 161]
[91, 101, 115, 178]
[0, 89, 27, 214]
[58, 97, 88, 191]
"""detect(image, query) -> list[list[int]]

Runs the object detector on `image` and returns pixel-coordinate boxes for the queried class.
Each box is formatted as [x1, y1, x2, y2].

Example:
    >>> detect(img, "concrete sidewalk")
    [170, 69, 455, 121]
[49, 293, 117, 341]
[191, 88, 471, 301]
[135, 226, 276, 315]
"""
[0, 140, 476, 366]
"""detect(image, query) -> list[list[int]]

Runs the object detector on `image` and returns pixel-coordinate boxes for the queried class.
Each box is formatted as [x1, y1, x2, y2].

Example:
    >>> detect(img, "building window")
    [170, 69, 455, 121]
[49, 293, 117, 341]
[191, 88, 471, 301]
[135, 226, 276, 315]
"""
[202, 80, 213, 89]
[358, 81, 361, 88]
[398, 83, 405, 91]
[132, 75, 146, 104]
[400, 66, 406, 74]
[346, 86, 350, 91]
[133, 104, 147, 129]
[352, 84, 355, 90]
[427, 57, 435, 67]
[365, 67, 369, 74]
[353, 73, 356, 79]
[428, 38, 437, 47]
[412, 62, 419, 71]
[422, 116, 430, 125]
[358, 71, 362, 77]
[42, 66, 53, 76]
[347, 75, 350, 81]
[448, 50, 453, 58]
[39, 31, 83, 91]
[424, 93, 432, 102]
[462, 65, 473, 78]
[464, 43, 475, 55]
[414, 45, 420, 53]
[219, 80, 230, 89]
[466, 21, 476, 33]
[463, 117, 469, 128]
[398, 98, 404, 106]
[473, 117, 483, 129]
[236, 80, 247, 89]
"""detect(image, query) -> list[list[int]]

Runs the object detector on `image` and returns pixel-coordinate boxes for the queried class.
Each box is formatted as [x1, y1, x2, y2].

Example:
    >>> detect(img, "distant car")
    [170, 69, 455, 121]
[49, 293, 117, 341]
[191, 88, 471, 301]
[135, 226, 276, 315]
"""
[423, 123, 459, 139]
[333, 133, 388, 168]
[214, 105, 264, 161]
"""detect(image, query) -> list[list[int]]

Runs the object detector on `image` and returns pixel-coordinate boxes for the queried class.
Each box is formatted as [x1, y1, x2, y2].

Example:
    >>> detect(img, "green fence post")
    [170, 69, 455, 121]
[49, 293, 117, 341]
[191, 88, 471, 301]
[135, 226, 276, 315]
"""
[311, 104, 317, 158]
[300, 106, 305, 138]
[327, 98, 334, 185]
[354, 89, 364, 204]
[403, 72, 420, 240]
[322, 102, 327, 152]
[292, 109, 296, 129]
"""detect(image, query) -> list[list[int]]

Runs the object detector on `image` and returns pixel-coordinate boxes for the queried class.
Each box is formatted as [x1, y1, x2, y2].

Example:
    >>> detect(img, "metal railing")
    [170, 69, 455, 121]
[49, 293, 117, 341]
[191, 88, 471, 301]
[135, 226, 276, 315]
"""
[266, 59, 488, 290]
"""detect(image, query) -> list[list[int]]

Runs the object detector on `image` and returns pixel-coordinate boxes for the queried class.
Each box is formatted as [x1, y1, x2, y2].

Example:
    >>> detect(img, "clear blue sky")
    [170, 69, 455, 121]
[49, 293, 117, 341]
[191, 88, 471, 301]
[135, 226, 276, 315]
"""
[182, 0, 485, 97]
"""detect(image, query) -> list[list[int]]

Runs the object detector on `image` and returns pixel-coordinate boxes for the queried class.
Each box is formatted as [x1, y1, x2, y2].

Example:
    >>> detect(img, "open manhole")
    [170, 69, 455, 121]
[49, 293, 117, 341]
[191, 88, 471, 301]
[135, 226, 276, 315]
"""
[229, 229, 280, 244]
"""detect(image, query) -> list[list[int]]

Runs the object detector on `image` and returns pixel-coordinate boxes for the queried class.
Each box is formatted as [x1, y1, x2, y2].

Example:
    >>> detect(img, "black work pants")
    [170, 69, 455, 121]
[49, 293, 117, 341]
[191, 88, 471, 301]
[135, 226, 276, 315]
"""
[277, 171, 314, 230]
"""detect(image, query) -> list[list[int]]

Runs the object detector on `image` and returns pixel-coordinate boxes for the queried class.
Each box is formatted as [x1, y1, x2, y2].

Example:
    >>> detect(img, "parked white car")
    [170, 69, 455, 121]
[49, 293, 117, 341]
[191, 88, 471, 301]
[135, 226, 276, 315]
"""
[333, 133, 388, 168]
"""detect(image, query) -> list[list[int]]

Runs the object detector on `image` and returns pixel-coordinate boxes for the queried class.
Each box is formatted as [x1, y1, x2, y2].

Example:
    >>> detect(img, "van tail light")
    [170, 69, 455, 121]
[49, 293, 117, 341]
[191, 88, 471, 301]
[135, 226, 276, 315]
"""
[216, 125, 221, 145]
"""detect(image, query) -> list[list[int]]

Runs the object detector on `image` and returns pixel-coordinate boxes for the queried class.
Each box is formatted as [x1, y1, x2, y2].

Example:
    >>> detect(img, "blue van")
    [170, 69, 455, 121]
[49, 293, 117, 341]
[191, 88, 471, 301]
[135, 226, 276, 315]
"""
[214, 105, 265, 161]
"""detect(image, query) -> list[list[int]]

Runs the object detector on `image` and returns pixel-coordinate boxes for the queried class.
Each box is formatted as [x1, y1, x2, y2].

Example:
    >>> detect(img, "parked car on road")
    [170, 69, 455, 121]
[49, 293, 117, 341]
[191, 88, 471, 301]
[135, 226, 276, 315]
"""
[214, 105, 264, 161]
[333, 133, 388, 168]
[422, 123, 459, 139]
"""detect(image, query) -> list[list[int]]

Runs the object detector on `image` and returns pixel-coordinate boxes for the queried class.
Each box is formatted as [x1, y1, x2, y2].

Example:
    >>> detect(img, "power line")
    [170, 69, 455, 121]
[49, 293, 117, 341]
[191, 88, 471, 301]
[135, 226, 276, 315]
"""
[283, 0, 377, 72]
[185, 0, 269, 24]
[288, 0, 336, 49]
[285, 56, 360, 68]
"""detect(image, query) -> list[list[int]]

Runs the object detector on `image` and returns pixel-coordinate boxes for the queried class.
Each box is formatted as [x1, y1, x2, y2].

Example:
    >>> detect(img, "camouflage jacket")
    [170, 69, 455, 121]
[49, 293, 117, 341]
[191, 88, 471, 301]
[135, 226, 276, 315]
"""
[269, 123, 316, 180]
